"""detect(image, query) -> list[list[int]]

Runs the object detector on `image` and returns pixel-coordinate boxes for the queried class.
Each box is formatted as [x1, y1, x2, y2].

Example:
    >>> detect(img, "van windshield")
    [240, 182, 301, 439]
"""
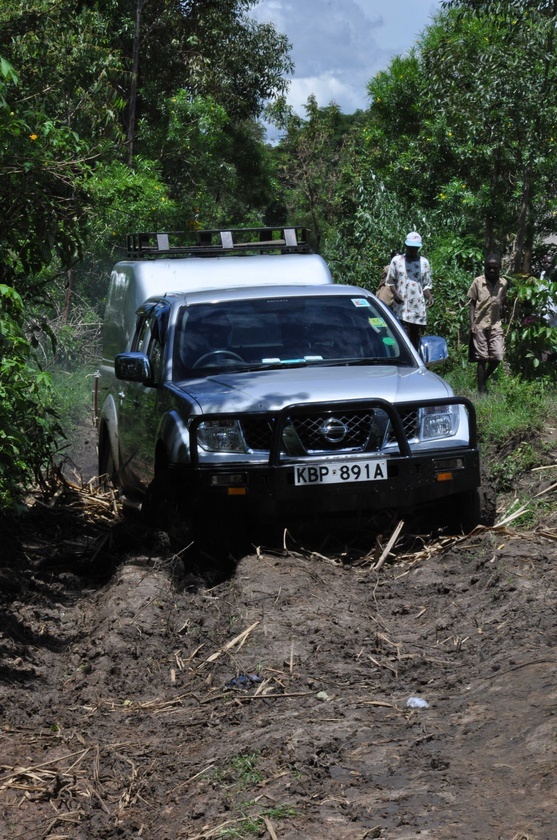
[172, 294, 414, 377]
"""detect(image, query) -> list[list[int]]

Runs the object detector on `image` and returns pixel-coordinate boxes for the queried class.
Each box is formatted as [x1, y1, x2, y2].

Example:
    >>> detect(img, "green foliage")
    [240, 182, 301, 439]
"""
[0, 286, 62, 510]
[0, 1, 125, 146]
[325, 164, 483, 359]
[0, 53, 84, 510]
[365, 53, 435, 210]
[211, 752, 264, 788]
[425, 235, 483, 346]
[84, 159, 181, 256]
[0, 56, 18, 92]
[0, 5, 125, 298]
[270, 97, 365, 252]
[141, 91, 276, 227]
[445, 365, 555, 446]
[442, 0, 557, 18]
[505, 275, 557, 379]
[500, 489, 557, 529]
[330, 172, 415, 289]
[0, 58, 92, 296]
[228, 753, 265, 786]
[50, 366, 97, 436]
[443, 370, 557, 500]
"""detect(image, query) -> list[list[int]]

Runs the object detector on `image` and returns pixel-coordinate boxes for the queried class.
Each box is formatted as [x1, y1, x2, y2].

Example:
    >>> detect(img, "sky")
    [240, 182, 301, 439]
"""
[252, 0, 443, 117]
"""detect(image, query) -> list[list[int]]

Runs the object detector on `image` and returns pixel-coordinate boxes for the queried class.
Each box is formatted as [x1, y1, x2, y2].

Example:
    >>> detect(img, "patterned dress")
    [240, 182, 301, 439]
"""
[387, 254, 432, 326]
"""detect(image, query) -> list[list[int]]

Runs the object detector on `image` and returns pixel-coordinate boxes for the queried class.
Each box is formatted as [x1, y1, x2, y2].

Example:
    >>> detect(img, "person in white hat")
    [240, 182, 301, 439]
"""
[386, 231, 433, 348]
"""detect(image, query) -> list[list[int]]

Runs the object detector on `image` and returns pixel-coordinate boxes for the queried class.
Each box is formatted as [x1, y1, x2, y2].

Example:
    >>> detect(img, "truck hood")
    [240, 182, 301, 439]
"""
[175, 364, 452, 415]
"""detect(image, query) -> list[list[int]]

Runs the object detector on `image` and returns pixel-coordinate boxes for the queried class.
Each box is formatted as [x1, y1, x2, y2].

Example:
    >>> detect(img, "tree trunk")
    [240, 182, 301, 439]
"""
[127, 0, 143, 165]
[513, 163, 533, 274]
[485, 147, 500, 254]
[62, 269, 72, 323]
[522, 224, 534, 275]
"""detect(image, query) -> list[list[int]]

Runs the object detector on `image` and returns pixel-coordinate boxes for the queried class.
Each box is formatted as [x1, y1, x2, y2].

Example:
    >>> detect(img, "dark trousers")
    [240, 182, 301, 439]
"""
[402, 321, 422, 350]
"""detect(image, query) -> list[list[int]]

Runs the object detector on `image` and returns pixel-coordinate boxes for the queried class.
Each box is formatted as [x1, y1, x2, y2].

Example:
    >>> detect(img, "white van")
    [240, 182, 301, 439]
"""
[100, 227, 332, 363]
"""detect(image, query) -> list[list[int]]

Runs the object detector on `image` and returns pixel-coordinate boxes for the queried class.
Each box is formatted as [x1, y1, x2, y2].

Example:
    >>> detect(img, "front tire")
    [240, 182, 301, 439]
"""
[142, 468, 194, 550]
[449, 483, 497, 534]
[98, 436, 118, 494]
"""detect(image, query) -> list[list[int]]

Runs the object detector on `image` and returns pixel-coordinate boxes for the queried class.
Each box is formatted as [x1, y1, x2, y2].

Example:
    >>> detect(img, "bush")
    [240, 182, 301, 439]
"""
[0, 285, 62, 510]
[505, 274, 557, 380]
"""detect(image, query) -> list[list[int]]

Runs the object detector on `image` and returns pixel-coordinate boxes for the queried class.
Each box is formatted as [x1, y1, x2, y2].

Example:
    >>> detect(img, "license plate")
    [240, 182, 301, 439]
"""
[294, 459, 388, 486]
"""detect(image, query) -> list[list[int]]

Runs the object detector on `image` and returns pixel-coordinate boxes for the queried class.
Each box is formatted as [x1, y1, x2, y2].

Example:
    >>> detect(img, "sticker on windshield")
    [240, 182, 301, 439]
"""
[369, 317, 387, 328]
[382, 337, 396, 346]
[351, 298, 371, 307]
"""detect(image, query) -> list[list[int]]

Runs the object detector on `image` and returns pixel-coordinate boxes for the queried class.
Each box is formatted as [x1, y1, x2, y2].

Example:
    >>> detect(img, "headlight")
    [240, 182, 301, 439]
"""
[196, 419, 247, 452]
[418, 404, 459, 440]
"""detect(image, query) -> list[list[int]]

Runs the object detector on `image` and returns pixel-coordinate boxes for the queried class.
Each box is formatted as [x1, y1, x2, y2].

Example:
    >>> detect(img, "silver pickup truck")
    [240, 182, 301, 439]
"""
[95, 227, 493, 541]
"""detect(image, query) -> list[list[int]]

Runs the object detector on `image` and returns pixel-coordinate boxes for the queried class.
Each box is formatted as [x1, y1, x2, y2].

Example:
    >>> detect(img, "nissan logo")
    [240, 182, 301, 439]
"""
[320, 417, 347, 443]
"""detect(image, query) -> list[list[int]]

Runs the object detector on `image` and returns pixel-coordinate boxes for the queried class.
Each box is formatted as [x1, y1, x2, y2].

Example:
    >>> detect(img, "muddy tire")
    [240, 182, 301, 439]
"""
[98, 438, 118, 494]
[142, 469, 195, 550]
[448, 482, 497, 534]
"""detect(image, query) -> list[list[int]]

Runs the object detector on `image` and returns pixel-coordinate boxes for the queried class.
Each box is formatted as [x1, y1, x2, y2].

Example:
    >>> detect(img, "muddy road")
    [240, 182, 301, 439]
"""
[0, 452, 556, 840]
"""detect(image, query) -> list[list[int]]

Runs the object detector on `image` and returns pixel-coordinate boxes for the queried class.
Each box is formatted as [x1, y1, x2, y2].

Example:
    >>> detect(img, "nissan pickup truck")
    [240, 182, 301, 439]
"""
[95, 227, 494, 541]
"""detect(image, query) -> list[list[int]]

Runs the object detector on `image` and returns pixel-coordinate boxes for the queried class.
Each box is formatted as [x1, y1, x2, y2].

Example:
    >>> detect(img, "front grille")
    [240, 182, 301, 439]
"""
[240, 409, 391, 455]
[290, 411, 379, 452]
[387, 408, 419, 443]
[241, 416, 274, 451]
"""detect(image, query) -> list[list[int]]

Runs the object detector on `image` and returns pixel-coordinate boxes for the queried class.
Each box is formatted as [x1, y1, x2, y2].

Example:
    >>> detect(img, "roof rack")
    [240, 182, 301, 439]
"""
[126, 227, 312, 259]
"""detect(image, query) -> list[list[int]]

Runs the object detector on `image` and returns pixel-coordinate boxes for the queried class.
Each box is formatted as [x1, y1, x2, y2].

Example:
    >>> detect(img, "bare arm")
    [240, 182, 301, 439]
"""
[470, 300, 476, 332]
[386, 263, 403, 304]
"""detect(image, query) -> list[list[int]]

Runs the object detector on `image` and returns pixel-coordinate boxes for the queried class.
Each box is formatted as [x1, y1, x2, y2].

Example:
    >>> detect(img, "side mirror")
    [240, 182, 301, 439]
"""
[419, 335, 448, 366]
[115, 351, 153, 384]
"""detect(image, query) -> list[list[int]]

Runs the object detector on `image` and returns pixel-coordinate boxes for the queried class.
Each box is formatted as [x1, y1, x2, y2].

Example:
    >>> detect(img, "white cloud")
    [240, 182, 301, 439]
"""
[288, 75, 369, 114]
[252, 0, 442, 115]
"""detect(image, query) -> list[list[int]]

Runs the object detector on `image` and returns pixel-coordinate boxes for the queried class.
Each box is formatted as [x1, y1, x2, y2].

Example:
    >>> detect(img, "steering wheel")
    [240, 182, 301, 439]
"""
[193, 349, 244, 368]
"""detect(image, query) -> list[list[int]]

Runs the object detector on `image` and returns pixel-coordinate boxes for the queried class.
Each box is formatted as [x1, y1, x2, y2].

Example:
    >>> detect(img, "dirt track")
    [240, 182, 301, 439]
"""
[0, 454, 556, 839]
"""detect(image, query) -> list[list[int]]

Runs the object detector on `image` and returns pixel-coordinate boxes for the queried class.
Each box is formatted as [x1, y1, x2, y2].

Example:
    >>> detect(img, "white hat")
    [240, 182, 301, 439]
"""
[405, 231, 422, 248]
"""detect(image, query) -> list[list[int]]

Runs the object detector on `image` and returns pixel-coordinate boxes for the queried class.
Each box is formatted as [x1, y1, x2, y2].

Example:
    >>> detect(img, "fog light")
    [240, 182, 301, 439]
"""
[433, 458, 464, 471]
[211, 473, 247, 486]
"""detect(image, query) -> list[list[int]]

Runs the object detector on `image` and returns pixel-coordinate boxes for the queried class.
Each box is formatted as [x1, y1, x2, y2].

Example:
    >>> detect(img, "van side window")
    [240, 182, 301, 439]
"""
[148, 319, 164, 382]
[133, 315, 164, 383]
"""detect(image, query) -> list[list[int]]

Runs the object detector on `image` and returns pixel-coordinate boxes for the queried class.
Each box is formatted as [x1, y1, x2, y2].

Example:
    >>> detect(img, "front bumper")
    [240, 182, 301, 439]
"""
[174, 396, 481, 518]
[176, 448, 480, 518]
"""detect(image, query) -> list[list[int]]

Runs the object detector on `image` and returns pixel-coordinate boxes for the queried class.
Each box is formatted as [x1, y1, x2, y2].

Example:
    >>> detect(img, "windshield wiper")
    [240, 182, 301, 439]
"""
[233, 359, 312, 372]
[231, 357, 404, 372]
[342, 357, 398, 366]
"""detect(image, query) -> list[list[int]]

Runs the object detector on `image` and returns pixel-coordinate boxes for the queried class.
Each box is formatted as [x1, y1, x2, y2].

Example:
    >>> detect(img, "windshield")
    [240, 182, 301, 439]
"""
[172, 294, 414, 377]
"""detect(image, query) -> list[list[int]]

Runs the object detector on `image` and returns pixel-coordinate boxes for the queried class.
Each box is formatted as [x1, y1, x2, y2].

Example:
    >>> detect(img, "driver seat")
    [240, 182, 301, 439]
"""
[181, 310, 232, 368]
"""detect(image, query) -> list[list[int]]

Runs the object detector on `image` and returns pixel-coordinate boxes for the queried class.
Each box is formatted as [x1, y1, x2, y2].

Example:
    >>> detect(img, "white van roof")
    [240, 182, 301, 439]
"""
[113, 253, 333, 312]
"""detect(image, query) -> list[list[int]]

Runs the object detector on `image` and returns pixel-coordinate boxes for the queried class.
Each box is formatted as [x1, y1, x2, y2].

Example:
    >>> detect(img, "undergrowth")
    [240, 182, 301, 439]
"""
[444, 366, 557, 492]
